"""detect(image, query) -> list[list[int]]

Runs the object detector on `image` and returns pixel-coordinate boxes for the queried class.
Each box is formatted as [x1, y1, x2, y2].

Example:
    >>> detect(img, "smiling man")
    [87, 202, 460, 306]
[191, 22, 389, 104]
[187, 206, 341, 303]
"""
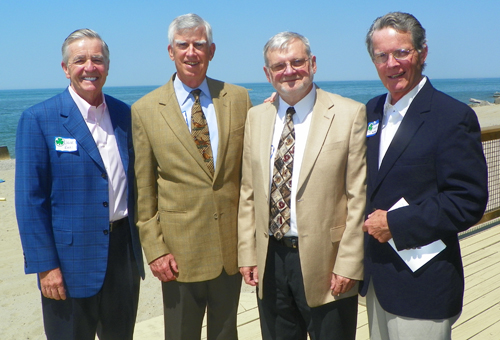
[15, 29, 144, 340]
[238, 31, 367, 340]
[360, 12, 488, 339]
[131, 13, 251, 340]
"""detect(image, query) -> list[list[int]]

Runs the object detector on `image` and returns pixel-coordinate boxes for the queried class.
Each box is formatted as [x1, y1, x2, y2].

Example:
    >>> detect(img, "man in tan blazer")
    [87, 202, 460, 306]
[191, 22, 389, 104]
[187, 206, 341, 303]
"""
[238, 32, 366, 340]
[132, 13, 251, 340]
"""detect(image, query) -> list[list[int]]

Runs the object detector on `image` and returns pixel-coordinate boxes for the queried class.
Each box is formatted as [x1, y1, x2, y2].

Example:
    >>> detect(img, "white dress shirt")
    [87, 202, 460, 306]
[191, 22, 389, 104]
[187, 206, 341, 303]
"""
[379, 77, 427, 168]
[68, 86, 128, 222]
[173, 75, 219, 169]
[270, 85, 316, 237]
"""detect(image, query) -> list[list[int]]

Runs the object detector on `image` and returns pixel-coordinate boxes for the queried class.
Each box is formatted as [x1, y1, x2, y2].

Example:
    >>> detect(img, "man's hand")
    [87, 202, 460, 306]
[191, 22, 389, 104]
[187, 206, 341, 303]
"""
[149, 253, 179, 282]
[264, 92, 277, 103]
[240, 266, 259, 286]
[39, 267, 66, 300]
[363, 209, 392, 243]
[330, 273, 356, 296]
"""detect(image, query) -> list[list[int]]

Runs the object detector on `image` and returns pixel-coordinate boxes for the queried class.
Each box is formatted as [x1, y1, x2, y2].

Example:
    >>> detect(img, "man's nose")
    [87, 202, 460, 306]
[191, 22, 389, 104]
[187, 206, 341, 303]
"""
[186, 44, 196, 55]
[84, 60, 96, 71]
[283, 62, 297, 75]
[386, 54, 400, 67]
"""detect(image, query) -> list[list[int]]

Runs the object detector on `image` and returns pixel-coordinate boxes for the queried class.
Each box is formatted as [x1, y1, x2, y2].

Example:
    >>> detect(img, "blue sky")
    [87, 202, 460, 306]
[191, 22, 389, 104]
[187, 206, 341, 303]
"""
[1, 0, 499, 90]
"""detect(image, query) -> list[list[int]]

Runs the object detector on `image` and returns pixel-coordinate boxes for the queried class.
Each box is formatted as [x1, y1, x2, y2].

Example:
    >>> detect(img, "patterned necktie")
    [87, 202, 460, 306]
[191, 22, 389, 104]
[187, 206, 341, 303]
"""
[270, 106, 296, 240]
[191, 89, 214, 175]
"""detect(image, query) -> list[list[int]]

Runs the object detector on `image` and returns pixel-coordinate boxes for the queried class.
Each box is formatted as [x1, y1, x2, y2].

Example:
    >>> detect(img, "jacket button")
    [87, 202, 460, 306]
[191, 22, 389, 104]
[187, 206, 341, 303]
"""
[103, 230, 109, 235]
[213, 213, 218, 220]
[103, 202, 108, 207]
[101, 173, 107, 179]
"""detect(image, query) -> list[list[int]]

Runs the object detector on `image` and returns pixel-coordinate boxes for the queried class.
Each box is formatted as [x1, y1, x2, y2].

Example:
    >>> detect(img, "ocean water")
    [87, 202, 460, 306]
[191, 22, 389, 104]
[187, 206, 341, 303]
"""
[1, 78, 499, 159]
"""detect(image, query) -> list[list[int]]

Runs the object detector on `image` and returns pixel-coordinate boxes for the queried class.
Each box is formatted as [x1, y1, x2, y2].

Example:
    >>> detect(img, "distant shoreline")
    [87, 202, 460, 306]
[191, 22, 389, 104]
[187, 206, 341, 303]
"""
[2, 103, 499, 163]
[1, 76, 500, 92]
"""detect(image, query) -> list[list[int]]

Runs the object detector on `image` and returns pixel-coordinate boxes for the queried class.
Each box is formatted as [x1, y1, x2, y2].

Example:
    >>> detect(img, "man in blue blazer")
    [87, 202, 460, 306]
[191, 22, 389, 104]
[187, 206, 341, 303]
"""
[15, 29, 144, 340]
[360, 12, 488, 339]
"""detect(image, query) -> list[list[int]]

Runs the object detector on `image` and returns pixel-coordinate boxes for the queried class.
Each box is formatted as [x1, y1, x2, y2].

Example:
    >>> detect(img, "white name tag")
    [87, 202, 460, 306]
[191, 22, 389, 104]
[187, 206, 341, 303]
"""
[55, 137, 78, 152]
[367, 120, 379, 137]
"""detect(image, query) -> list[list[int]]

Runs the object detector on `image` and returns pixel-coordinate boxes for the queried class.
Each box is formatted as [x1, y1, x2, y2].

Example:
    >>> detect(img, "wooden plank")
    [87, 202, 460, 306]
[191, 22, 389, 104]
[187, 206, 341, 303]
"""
[470, 315, 500, 339]
[456, 274, 500, 328]
[461, 228, 500, 255]
[452, 303, 500, 339]
[464, 259, 500, 290]
[461, 246, 499, 270]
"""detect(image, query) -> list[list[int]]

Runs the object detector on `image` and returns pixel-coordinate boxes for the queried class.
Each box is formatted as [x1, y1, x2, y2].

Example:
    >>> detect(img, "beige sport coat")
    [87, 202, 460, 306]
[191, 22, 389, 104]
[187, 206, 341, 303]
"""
[238, 87, 366, 307]
[132, 75, 252, 282]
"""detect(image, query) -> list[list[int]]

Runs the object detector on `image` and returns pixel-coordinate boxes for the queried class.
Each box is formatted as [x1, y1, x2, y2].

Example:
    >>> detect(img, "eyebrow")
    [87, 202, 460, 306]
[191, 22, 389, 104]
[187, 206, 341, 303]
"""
[174, 40, 207, 45]
[72, 54, 104, 60]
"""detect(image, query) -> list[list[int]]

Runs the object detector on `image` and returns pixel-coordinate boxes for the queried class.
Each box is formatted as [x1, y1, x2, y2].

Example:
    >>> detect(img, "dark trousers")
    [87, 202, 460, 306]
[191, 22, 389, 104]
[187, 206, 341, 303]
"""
[161, 270, 242, 340]
[258, 237, 358, 340]
[41, 220, 141, 340]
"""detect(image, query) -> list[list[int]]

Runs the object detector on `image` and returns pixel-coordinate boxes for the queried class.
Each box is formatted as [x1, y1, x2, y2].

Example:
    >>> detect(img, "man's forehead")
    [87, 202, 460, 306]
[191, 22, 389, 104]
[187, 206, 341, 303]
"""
[268, 44, 306, 60]
[174, 26, 207, 40]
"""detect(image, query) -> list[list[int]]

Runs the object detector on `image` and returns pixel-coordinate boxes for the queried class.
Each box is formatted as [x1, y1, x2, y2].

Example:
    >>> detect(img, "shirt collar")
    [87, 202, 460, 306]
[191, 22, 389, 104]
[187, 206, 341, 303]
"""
[173, 74, 210, 105]
[68, 86, 107, 121]
[278, 83, 316, 123]
[384, 76, 427, 117]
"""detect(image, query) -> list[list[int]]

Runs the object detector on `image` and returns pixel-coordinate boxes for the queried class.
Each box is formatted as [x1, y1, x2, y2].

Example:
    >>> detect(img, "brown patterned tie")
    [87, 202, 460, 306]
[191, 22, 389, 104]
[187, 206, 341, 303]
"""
[191, 89, 214, 175]
[270, 107, 296, 240]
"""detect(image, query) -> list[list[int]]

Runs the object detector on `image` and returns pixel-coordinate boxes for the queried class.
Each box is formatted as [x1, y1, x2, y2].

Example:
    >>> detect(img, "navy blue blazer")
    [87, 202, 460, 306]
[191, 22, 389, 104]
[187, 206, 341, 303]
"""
[15, 88, 144, 298]
[359, 79, 488, 319]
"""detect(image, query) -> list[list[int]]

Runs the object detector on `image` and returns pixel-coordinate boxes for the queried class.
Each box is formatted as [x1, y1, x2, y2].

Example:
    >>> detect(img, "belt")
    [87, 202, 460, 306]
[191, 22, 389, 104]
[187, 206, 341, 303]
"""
[271, 235, 299, 249]
[109, 217, 127, 232]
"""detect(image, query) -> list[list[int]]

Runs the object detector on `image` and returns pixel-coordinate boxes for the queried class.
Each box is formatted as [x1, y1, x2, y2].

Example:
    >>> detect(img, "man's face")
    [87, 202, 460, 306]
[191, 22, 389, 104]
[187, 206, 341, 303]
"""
[264, 39, 316, 106]
[62, 38, 109, 106]
[168, 27, 215, 89]
[371, 27, 427, 104]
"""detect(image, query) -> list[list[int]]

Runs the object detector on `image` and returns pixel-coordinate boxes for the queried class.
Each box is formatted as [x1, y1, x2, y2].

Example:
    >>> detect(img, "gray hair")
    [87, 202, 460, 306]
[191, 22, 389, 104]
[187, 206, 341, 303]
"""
[168, 13, 213, 46]
[263, 32, 312, 67]
[62, 29, 109, 65]
[366, 12, 427, 61]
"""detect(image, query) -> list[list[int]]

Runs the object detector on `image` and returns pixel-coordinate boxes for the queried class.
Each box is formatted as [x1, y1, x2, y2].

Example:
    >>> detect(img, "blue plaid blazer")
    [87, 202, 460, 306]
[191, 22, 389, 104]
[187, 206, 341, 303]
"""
[15, 88, 144, 298]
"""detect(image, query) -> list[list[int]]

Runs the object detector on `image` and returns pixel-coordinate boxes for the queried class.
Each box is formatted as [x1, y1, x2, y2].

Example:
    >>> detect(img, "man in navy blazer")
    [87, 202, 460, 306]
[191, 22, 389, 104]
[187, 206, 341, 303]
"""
[15, 29, 144, 340]
[360, 12, 488, 339]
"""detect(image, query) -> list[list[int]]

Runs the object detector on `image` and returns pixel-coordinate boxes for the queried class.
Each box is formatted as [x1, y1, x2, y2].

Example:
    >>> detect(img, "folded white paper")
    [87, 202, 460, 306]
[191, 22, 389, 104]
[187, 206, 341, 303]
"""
[387, 198, 446, 272]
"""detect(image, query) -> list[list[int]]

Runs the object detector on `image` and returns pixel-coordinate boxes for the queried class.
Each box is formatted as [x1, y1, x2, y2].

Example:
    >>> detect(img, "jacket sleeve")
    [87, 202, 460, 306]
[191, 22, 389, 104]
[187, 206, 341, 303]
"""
[332, 102, 367, 280]
[237, 110, 258, 267]
[15, 108, 60, 274]
[131, 103, 169, 263]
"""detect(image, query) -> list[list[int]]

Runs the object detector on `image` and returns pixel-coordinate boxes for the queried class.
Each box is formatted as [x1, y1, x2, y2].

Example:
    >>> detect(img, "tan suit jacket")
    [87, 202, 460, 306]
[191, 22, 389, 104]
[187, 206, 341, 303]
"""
[132, 75, 252, 282]
[238, 87, 366, 307]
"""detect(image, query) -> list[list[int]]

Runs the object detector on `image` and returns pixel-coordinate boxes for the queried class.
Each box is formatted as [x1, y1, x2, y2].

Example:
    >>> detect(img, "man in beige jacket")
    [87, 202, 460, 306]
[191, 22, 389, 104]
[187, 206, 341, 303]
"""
[238, 32, 366, 340]
[132, 13, 251, 340]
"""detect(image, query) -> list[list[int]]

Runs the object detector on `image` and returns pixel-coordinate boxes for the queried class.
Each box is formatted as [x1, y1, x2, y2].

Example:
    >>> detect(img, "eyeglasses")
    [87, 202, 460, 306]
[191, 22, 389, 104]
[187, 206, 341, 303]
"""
[373, 49, 415, 64]
[269, 58, 310, 72]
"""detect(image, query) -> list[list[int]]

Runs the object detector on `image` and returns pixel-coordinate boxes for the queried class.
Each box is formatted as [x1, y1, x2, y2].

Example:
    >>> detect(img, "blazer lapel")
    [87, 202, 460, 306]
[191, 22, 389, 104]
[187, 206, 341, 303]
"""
[60, 90, 105, 170]
[208, 78, 229, 181]
[260, 102, 279, 200]
[366, 96, 385, 192]
[373, 82, 433, 191]
[159, 79, 214, 178]
[107, 96, 128, 172]
[297, 88, 335, 193]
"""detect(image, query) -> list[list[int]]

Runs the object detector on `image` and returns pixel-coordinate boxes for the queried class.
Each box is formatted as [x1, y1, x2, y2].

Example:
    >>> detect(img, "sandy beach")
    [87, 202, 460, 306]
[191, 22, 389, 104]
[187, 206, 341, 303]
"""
[0, 104, 498, 339]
